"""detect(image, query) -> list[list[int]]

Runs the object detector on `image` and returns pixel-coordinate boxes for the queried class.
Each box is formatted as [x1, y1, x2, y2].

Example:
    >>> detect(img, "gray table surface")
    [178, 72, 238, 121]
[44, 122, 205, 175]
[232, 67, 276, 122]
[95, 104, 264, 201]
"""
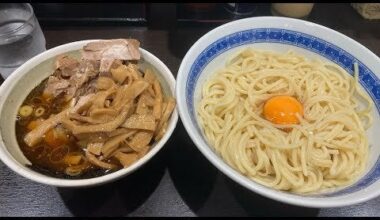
[2, 4, 380, 216]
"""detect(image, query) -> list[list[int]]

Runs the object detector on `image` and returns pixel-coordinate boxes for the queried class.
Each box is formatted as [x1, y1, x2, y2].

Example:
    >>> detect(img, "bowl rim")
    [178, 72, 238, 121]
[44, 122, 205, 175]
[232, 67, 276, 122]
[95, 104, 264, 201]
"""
[176, 16, 380, 208]
[0, 39, 178, 187]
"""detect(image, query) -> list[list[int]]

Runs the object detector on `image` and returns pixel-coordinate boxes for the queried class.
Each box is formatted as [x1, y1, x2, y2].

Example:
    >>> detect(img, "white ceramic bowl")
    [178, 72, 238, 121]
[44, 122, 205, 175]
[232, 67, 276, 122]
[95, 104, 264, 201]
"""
[176, 16, 380, 208]
[0, 40, 178, 187]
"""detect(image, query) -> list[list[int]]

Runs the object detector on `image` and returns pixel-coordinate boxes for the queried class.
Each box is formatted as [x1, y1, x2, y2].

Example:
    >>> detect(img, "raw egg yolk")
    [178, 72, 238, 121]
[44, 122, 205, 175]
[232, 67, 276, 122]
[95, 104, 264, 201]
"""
[263, 96, 303, 125]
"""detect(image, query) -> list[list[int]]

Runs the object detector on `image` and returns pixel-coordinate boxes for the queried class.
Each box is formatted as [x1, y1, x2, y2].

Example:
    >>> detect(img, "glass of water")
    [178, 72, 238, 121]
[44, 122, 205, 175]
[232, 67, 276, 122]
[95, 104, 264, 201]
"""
[0, 3, 46, 79]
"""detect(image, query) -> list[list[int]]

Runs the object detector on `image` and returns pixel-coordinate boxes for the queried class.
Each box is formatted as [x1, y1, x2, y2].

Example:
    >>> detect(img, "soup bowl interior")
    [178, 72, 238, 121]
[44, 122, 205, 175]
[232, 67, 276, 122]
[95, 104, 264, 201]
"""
[176, 16, 380, 208]
[0, 40, 178, 187]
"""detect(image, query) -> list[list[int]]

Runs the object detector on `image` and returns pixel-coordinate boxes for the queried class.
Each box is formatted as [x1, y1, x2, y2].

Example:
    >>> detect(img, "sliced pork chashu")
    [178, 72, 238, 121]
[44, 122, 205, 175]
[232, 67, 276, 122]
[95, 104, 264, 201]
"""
[82, 39, 140, 74]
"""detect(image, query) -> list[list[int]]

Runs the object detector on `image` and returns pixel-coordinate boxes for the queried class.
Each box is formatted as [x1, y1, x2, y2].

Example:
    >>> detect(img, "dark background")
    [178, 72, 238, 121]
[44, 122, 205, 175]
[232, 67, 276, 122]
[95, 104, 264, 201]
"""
[1, 3, 380, 217]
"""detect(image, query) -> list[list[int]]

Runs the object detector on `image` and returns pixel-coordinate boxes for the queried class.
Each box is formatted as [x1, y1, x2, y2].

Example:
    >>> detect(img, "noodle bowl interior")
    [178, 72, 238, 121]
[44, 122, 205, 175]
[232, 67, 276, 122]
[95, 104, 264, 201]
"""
[197, 48, 373, 193]
[16, 39, 176, 179]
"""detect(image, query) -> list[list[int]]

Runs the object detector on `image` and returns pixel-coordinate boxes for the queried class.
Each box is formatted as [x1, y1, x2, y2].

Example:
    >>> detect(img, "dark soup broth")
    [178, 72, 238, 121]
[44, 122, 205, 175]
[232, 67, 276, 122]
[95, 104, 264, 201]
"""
[16, 79, 120, 179]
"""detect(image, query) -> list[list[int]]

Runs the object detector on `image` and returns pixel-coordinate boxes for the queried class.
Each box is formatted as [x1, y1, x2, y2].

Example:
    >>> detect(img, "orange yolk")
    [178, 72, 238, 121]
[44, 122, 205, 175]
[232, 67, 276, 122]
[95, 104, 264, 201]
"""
[263, 96, 303, 125]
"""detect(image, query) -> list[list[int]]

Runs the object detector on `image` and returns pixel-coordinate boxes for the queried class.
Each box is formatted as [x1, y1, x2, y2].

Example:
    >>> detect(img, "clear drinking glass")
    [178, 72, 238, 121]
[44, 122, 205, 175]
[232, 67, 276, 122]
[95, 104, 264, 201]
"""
[0, 3, 46, 79]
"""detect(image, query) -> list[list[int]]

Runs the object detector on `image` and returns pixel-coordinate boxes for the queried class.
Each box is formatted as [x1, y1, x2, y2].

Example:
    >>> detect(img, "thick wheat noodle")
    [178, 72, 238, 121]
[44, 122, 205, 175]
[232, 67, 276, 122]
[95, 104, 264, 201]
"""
[197, 48, 373, 193]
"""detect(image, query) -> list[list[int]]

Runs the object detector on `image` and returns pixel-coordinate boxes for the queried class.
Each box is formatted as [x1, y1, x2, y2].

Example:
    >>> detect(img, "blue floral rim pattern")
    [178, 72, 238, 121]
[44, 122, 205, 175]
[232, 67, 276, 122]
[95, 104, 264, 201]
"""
[185, 28, 380, 197]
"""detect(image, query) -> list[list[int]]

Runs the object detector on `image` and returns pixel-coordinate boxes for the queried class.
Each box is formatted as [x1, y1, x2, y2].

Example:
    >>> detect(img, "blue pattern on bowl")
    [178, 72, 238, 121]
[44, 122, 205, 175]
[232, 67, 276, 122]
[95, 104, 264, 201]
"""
[185, 28, 380, 197]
